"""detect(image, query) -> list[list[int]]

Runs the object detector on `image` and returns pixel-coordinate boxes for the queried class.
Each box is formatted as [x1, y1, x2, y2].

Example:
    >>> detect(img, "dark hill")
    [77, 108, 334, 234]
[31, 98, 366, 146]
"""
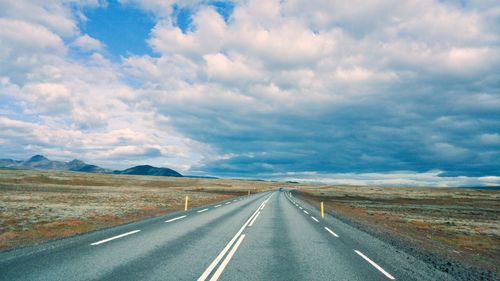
[117, 165, 182, 177]
[25, 155, 48, 162]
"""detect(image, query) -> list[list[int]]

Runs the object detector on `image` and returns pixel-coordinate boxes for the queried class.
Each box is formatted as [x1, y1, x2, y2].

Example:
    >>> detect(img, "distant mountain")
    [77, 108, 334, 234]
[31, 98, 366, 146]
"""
[0, 155, 182, 177]
[22, 155, 67, 170]
[117, 165, 182, 177]
[0, 158, 23, 170]
[0, 155, 112, 174]
[66, 159, 112, 174]
[66, 159, 86, 169]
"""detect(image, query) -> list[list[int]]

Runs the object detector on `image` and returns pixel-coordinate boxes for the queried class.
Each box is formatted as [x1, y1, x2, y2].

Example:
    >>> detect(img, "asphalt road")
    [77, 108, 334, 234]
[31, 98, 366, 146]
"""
[0, 190, 454, 281]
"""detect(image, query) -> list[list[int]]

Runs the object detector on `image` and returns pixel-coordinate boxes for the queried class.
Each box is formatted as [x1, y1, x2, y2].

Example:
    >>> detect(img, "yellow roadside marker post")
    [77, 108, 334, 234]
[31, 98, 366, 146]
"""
[321, 202, 324, 219]
[184, 196, 189, 211]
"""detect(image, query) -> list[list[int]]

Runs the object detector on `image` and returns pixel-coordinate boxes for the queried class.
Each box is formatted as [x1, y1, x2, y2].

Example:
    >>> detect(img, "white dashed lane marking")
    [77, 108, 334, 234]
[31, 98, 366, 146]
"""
[165, 216, 187, 223]
[355, 250, 395, 280]
[324, 227, 339, 238]
[90, 230, 141, 246]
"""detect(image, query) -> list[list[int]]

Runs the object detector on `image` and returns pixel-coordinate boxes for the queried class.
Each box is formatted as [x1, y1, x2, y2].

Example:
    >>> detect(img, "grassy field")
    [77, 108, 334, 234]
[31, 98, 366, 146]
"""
[297, 185, 499, 275]
[0, 169, 290, 250]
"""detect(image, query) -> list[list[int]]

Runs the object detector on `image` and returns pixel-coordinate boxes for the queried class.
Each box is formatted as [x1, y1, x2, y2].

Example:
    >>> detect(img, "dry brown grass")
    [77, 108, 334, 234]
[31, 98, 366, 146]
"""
[0, 169, 294, 250]
[297, 185, 500, 273]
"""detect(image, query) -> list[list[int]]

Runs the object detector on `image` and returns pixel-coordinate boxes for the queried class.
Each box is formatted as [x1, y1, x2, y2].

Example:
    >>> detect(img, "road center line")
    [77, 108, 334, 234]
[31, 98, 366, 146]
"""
[90, 230, 140, 246]
[225, 202, 231, 205]
[248, 211, 261, 227]
[198, 199, 265, 281]
[214, 204, 222, 208]
[354, 250, 395, 280]
[304, 210, 309, 214]
[324, 226, 339, 237]
[198, 208, 209, 213]
[165, 215, 187, 223]
[209, 235, 246, 281]
[299, 207, 303, 209]
[311, 216, 319, 222]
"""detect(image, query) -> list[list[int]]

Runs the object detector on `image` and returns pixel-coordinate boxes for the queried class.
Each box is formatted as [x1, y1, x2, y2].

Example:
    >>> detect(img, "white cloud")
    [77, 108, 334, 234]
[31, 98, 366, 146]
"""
[478, 176, 500, 186]
[72, 34, 104, 51]
[149, 7, 226, 57]
[444, 47, 493, 73]
[119, 0, 176, 17]
[480, 134, 500, 144]
[203, 53, 262, 82]
[278, 170, 498, 187]
[334, 67, 397, 82]
[227, 18, 334, 68]
[0, 1, 79, 36]
[21, 83, 72, 115]
[0, 18, 66, 84]
[0, 18, 64, 50]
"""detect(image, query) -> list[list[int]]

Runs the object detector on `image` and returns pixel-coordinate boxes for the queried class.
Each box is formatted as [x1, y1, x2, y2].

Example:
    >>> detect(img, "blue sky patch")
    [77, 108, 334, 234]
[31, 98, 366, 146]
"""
[210, 1, 234, 22]
[172, 4, 193, 33]
[80, 0, 155, 59]
[172, 1, 234, 33]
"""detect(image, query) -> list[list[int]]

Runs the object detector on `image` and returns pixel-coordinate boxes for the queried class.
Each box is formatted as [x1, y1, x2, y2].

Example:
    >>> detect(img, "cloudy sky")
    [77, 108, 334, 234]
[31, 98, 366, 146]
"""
[1, 0, 499, 186]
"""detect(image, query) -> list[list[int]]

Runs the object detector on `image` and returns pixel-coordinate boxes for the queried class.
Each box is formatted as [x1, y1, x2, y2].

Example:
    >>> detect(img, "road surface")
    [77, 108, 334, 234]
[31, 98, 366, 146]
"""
[0, 190, 453, 280]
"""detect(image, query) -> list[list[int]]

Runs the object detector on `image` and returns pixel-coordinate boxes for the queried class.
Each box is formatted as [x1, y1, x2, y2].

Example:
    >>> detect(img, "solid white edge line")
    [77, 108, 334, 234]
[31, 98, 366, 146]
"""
[324, 226, 339, 238]
[198, 208, 209, 213]
[209, 234, 246, 281]
[198, 200, 264, 281]
[354, 250, 395, 280]
[248, 211, 261, 227]
[165, 215, 187, 223]
[311, 216, 319, 222]
[90, 230, 141, 246]
[214, 204, 222, 208]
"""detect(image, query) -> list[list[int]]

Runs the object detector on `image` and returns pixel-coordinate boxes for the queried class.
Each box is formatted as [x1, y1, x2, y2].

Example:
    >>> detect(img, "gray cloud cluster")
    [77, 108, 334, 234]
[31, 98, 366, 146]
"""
[128, 0, 499, 180]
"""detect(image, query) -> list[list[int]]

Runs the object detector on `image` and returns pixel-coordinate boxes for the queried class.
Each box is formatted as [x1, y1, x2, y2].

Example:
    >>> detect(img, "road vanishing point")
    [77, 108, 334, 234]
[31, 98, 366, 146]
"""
[0, 190, 454, 281]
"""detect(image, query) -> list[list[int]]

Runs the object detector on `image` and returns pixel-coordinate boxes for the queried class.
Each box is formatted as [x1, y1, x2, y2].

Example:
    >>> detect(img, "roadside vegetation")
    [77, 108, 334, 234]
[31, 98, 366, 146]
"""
[0, 170, 284, 250]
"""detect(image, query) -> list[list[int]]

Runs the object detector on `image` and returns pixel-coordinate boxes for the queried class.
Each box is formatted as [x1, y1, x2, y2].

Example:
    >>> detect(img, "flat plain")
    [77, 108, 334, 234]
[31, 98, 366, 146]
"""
[2, 170, 498, 279]
[0, 169, 283, 250]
